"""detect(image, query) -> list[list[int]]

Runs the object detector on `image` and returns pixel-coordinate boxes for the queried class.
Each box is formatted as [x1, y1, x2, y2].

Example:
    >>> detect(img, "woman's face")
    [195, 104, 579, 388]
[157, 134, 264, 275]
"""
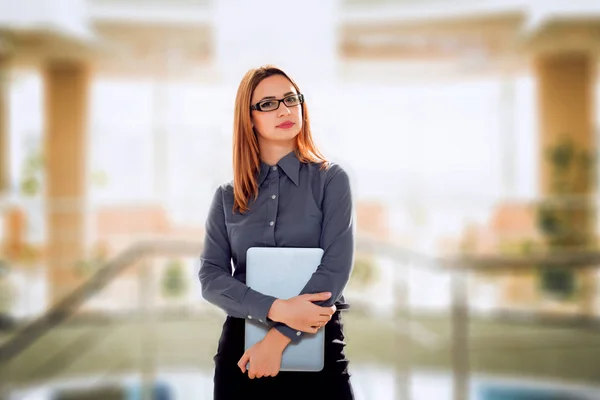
[250, 74, 303, 145]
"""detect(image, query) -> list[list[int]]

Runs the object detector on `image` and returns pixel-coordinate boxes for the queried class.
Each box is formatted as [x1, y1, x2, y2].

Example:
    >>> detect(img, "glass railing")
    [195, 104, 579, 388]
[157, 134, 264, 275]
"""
[1, 196, 600, 399]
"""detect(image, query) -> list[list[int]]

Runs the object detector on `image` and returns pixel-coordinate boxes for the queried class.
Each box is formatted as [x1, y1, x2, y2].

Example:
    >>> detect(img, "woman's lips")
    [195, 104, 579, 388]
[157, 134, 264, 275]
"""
[276, 121, 295, 129]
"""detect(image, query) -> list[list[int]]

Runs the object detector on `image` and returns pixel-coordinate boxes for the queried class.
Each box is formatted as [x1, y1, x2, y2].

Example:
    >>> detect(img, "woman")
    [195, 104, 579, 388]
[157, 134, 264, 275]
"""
[199, 65, 355, 399]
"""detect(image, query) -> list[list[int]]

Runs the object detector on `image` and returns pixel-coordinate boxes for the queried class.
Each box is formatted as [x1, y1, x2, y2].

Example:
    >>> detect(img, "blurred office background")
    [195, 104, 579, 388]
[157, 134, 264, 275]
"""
[1, 0, 600, 399]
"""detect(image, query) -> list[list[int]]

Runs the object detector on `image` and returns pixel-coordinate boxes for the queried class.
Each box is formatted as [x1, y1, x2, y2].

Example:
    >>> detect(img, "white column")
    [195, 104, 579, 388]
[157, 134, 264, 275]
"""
[0, 54, 9, 195]
[151, 73, 169, 203]
[499, 76, 516, 198]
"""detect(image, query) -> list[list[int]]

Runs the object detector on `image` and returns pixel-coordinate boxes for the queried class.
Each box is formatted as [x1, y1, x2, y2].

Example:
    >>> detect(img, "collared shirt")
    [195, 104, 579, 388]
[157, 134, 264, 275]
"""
[199, 150, 354, 343]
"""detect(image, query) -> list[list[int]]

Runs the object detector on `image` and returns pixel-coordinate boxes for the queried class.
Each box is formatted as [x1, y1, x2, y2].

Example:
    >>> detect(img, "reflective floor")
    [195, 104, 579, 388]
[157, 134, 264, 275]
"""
[3, 303, 600, 400]
[9, 367, 600, 400]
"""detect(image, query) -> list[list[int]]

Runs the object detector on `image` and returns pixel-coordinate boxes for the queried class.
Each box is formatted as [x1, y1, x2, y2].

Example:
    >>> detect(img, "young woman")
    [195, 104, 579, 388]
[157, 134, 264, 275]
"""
[199, 65, 355, 399]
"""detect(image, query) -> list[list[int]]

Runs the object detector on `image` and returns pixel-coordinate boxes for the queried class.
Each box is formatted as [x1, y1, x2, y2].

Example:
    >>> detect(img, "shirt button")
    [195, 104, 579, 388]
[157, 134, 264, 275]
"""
[248, 315, 252, 319]
[272, 166, 278, 171]
[271, 195, 276, 200]
[258, 319, 263, 323]
[296, 331, 302, 336]
[269, 221, 274, 226]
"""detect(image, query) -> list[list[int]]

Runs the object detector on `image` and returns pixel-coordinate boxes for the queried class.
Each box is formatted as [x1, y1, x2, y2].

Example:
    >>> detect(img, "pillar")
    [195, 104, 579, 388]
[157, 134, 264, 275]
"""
[536, 52, 595, 196]
[535, 52, 596, 312]
[44, 60, 89, 306]
[0, 55, 9, 195]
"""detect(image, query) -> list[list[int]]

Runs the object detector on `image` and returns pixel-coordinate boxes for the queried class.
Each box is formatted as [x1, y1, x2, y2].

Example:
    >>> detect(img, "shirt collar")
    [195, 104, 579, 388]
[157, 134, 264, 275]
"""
[257, 151, 300, 187]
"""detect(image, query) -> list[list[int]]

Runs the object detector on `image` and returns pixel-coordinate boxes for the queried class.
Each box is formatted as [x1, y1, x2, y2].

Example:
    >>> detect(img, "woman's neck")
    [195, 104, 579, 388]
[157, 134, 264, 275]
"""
[259, 140, 296, 166]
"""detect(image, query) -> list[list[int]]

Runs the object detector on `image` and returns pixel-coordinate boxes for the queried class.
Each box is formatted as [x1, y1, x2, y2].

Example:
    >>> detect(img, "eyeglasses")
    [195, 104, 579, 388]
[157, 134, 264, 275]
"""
[250, 93, 304, 112]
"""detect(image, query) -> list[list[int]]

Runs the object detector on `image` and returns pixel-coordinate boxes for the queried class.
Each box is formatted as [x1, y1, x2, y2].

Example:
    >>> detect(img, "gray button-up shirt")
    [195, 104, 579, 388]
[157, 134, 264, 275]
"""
[199, 151, 354, 343]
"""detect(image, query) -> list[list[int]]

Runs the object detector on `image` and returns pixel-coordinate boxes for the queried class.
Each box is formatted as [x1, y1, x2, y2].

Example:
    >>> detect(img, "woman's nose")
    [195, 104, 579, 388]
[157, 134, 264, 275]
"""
[277, 104, 291, 117]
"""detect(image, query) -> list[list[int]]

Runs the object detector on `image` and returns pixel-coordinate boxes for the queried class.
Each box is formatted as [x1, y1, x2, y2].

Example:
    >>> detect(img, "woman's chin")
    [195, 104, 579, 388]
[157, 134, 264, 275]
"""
[266, 132, 300, 143]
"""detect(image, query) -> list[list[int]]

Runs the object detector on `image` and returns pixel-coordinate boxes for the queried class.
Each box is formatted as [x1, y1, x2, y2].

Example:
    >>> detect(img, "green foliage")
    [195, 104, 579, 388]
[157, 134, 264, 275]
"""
[90, 170, 109, 188]
[350, 255, 378, 288]
[535, 135, 597, 299]
[161, 259, 188, 298]
[18, 140, 108, 198]
[73, 246, 108, 277]
[19, 143, 44, 197]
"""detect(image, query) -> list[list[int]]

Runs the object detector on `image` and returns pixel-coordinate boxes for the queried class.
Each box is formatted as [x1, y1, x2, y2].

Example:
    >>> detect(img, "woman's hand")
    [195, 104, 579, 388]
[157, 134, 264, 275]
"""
[238, 328, 290, 379]
[268, 292, 336, 333]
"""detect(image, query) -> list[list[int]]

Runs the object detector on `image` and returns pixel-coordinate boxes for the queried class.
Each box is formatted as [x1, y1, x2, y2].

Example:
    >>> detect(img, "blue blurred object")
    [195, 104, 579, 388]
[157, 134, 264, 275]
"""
[478, 384, 588, 400]
[51, 381, 172, 400]
[127, 381, 172, 400]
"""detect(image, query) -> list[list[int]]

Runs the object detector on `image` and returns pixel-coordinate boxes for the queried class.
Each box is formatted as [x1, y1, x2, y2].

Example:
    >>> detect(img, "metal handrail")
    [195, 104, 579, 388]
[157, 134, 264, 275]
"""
[2, 235, 599, 363]
[0, 239, 202, 363]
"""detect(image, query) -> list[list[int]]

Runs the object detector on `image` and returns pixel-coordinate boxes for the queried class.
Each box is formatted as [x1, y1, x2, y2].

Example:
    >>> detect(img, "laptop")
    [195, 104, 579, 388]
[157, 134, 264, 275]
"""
[245, 246, 325, 372]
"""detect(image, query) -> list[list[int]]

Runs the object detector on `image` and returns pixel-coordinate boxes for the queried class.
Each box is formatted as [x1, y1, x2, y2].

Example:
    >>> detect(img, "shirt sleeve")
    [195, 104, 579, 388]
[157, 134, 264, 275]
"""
[198, 186, 278, 323]
[275, 165, 355, 342]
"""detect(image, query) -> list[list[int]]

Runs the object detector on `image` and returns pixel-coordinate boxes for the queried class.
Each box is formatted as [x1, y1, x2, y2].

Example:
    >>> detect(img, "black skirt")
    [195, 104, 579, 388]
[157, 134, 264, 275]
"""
[212, 311, 355, 400]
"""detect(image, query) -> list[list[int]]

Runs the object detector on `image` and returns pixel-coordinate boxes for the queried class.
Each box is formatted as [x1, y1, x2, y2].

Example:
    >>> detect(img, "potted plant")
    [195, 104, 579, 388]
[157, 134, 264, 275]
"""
[161, 259, 188, 300]
[535, 135, 597, 301]
[350, 255, 378, 289]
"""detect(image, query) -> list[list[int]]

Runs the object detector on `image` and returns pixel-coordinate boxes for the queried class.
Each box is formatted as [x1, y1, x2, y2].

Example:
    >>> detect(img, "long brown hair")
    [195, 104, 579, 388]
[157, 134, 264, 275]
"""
[232, 65, 328, 213]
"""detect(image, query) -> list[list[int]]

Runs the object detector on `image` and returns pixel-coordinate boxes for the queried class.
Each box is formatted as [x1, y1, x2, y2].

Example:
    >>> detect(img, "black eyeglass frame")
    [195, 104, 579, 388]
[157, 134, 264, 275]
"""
[250, 93, 304, 112]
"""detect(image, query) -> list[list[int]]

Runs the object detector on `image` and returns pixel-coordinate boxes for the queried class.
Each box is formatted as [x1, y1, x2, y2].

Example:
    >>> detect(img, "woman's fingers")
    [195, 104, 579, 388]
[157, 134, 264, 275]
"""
[238, 351, 250, 373]
[300, 292, 332, 302]
[309, 319, 329, 331]
[318, 305, 336, 316]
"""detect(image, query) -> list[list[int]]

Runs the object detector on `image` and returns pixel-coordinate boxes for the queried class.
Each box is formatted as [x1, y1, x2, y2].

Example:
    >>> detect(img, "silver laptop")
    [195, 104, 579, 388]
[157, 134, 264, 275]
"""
[245, 246, 325, 372]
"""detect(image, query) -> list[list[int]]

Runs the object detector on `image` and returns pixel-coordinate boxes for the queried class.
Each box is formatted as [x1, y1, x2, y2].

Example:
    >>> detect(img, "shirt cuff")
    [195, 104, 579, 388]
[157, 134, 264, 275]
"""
[242, 288, 277, 323]
[274, 323, 303, 343]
